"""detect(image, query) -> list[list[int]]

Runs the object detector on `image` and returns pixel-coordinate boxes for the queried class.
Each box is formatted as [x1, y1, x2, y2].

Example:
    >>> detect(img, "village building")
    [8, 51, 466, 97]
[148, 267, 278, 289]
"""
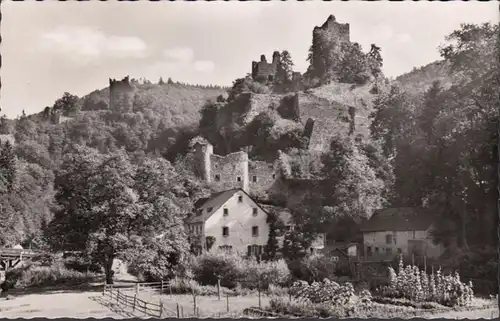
[186, 188, 270, 256]
[359, 207, 445, 260]
[186, 189, 326, 257]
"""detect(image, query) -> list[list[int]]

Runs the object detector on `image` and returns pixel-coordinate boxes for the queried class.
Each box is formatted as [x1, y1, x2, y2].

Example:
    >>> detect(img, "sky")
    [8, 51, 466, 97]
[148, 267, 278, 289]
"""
[2, 1, 498, 119]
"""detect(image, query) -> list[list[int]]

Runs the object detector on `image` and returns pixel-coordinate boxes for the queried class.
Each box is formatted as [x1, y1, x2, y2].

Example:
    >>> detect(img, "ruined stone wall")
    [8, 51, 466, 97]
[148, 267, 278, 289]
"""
[248, 160, 279, 195]
[109, 76, 136, 113]
[210, 151, 249, 192]
[251, 52, 280, 82]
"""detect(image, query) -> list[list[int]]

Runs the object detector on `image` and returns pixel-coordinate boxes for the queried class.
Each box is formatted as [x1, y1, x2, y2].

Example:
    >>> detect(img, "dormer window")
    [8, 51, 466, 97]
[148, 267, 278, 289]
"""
[238, 196, 243, 203]
[223, 208, 229, 216]
[215, 174, 220, 181]
[252, 176, 257, 182]
[207, 207, 213, 213]
[237, 176, 241, 182]
[252, 208, 258, 216]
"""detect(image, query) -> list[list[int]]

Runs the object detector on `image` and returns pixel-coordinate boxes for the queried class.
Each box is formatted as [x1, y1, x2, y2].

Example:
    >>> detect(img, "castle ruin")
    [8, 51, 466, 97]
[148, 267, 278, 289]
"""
[192, 139, 282, 195]
[251, 51, 281, 82]
[109, 76, 136, 113]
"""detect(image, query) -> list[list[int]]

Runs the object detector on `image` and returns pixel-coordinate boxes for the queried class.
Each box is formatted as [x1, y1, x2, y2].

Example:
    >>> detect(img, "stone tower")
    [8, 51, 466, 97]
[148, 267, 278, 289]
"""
[193, 140, 213, 183]
[109, 76, 136, 113]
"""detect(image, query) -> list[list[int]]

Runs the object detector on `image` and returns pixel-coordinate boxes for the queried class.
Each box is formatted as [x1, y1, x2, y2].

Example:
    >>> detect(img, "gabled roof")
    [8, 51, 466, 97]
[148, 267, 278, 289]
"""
[359, 207, 435, 232]
[188, 188, 269, 224]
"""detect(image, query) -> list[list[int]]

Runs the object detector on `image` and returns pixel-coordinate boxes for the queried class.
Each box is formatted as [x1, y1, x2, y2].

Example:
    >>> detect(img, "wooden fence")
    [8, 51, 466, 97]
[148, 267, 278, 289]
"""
[103, 282, 175, 318]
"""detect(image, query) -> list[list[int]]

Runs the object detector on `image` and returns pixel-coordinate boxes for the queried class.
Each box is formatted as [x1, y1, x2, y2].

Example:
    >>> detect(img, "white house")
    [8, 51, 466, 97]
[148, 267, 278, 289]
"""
[360, 207, 445, 260]
[186, 188, 270, 256]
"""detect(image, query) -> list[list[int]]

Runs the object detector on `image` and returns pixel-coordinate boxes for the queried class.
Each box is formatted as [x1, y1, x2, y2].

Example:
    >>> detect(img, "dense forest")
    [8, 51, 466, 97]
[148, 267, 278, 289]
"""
[0, 21, 497, 292]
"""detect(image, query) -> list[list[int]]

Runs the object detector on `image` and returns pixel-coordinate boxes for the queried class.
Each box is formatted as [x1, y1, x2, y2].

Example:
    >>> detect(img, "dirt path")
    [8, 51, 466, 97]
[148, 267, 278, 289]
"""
[0, 291, 127, 318]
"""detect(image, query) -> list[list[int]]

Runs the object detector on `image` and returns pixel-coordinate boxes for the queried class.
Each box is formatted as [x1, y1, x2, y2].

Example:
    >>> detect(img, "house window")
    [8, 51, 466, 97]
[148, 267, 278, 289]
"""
[237, 176, 241, 182]
[412, 231, 416, 239]
[223, 208, 229, 216]
[248, 245, 261, 256]
[238, 196, 243, 203]
[366, 246, 372, 257]
[375, 247, 379, 254]
[215, 174, 220, 181]
[207, 207, 213, 212]
[252, 208, 258, 216]
[385, 234, 392, 244]
[222, 227, 229, 237]
[252, 176, 257, 182]
[252, 226, 259, 237]
[219, 245, 232, 252]
[393, 232, 397, 245]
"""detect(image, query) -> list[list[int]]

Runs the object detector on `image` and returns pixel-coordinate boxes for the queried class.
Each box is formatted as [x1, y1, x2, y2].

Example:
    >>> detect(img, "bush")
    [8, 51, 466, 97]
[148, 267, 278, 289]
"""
[191, 251, 244, 288]
[380, 257, 474, 307]
[268, 279, 371, 318]
[3, 263, 96, 289]
[240, 258, 290, 289]
[63, 253, 102, 274]
[192, 251, 291, 290]
[287, 254, 337, 283]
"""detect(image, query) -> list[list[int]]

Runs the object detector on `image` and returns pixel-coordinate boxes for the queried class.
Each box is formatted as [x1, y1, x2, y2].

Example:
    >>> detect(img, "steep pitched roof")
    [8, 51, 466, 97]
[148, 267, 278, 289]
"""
[188, 188, 269, 224]
[359, 207, 435, 232]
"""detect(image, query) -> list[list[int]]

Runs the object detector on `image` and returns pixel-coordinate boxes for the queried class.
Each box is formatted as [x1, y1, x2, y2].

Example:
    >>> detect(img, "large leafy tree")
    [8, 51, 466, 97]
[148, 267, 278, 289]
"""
[46, 145, 192, 284]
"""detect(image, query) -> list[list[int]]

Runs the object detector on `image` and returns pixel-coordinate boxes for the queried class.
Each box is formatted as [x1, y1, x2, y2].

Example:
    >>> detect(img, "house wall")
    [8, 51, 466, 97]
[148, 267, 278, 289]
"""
[362, 225, 444, 259]
[203, 190, 269, 254]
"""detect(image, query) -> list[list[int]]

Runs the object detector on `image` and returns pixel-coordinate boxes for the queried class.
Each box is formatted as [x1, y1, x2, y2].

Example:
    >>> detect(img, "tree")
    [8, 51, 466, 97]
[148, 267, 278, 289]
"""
[167, 77, 174, 85]
[275, 50, 294, 85]
[263, 208, 285, 261]
[46, 145, 191, 284]
[53, 92, 80, 116]
[158, 77, 165, 85]
[0, 140, 17, 190]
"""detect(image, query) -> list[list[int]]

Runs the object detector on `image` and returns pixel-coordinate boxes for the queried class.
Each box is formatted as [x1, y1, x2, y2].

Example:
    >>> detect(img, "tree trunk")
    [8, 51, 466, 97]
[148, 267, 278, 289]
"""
[104, 255, 115, 285]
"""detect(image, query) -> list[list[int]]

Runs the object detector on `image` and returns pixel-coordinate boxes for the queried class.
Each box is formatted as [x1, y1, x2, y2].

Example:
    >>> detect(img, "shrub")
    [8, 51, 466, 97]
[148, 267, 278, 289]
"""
[240, 258, 290, 289]
[268, 280, 371, 318]
[287, 254, 337, 283]
[63, 253, 102, 273]
[3, 263, 96, 289]
[192, 251, 290, 290]
[380, 257, 474, 307]
[191, 251, 244, 288]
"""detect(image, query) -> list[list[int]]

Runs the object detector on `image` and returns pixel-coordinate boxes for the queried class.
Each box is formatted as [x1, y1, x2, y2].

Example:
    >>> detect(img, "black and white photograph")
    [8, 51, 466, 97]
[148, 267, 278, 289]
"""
[0, 1, 498, 319]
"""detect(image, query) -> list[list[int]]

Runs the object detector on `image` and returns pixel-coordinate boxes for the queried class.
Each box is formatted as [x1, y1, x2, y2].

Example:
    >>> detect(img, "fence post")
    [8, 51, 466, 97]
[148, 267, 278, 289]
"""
[133, 294, 137, 312]
[226, 294, 229, 313]
[176, 303, 180, 318]
[159, 301, 163, 318]
[258, 284, 262, 309]
[135, 283, 139, 295]
[161, 280, 164, 294]
[181, 305, 184, 318]
[169, 283, 173, 298]
[217, 277, 221, 300]
[193, 294, 197, 315]
[197, 307, 199, 317]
